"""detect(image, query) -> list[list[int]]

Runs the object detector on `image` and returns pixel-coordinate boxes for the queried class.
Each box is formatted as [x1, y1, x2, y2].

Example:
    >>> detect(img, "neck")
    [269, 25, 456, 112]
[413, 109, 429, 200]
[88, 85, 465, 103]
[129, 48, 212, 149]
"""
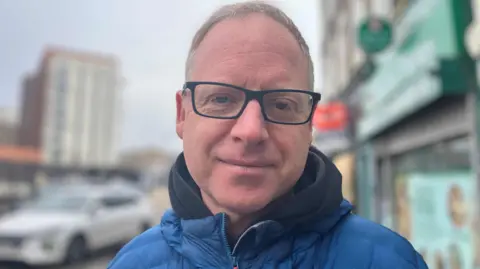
[201, 191, 258, 240]
[225, 213, 255, 241]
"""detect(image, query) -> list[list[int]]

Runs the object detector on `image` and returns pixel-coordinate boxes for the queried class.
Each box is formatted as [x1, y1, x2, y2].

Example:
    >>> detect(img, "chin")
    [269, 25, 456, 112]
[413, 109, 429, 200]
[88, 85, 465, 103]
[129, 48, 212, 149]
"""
[215, 189, 274, 215]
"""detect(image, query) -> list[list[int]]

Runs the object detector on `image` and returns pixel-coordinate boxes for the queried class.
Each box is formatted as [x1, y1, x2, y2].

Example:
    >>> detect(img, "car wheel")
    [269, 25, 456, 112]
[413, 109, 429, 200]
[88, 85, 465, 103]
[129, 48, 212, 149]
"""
[64, 235, 87, 264]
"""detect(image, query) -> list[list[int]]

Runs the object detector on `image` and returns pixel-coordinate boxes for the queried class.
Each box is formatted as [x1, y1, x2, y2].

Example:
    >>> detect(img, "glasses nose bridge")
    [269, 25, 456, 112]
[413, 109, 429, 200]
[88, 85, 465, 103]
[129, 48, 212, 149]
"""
[240, 89, 266, 121]
[243, 89, 264, 105]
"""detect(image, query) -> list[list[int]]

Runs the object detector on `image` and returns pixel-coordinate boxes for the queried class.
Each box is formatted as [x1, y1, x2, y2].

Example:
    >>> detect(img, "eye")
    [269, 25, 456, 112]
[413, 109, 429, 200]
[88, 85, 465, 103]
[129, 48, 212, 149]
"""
[210, 95, 231, 104]
[266, 98, 296, 111]
[273, 101, 292, 110]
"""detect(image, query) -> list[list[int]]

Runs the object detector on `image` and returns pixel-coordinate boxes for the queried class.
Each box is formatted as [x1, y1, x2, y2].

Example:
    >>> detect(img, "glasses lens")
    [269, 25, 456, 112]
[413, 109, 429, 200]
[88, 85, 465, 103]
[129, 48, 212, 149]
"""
[263, 91, 313, 123]
[193, 84, 245, 117]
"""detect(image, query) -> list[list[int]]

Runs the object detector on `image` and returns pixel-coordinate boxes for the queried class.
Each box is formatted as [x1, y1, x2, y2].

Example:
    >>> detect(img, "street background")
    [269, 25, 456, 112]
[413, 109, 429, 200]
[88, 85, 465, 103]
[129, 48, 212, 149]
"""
[1, 0, 480, 268]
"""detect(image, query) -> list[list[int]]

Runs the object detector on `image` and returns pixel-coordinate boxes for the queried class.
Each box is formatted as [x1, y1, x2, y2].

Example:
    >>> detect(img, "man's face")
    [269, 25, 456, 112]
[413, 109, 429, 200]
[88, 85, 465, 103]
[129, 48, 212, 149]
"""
[176, 14, 313, 215]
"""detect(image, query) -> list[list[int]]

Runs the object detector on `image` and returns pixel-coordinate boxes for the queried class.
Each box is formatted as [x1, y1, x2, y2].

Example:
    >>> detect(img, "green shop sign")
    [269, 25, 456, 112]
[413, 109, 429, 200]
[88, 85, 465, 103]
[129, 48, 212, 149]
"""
[357, 17, 393, 54]
[356, 0, 474, 141]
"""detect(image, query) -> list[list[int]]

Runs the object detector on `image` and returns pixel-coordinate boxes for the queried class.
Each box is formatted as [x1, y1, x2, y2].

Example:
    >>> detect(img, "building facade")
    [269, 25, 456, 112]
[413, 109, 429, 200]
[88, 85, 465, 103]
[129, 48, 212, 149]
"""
[18, 47, 123, 167]
[315, 0, 384, 157]
[320, 0, 480, 266]
[316, 0, 385, 208]
[0, 107, 17, 145]
[325, 0, 477, 267]
[320, 0, 391, 102]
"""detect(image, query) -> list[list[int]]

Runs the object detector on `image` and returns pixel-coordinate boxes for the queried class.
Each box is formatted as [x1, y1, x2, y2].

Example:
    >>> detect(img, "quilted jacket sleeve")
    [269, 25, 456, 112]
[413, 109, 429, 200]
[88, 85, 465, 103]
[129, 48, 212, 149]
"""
[416, 252, 428, 269]
[107, 225, 173, 269]
[333, 214, 429, 268]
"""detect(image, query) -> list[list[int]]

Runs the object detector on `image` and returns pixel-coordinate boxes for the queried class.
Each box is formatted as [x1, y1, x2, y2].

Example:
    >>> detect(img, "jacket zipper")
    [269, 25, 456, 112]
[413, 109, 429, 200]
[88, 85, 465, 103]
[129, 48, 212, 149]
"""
[221, 214, 271, 269]
[222, 213, 239, 269]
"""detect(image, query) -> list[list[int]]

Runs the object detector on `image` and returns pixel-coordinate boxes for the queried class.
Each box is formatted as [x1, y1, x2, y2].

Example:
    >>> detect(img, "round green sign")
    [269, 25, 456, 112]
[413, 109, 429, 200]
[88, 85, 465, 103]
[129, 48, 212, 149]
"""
[357, 17, 393, 54]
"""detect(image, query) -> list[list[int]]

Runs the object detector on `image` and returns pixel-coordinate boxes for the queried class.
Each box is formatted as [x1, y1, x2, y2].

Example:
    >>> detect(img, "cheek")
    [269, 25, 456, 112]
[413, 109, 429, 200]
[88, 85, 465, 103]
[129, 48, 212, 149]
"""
[269, 125, 311, 155]
[269, 125, 312, 178]
[182, 115, 233, 156]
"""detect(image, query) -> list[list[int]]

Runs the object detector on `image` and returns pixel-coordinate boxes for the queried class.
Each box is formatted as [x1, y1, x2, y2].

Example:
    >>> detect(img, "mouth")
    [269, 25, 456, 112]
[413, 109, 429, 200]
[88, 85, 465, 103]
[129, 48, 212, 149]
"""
[217, 158, 274, 168]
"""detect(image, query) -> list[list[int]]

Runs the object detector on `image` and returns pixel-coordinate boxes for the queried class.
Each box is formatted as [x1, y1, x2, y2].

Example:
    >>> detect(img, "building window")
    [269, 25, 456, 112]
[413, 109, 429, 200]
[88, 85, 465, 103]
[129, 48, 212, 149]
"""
[53, 62, 68, 159]
[55, 63, 68, 114]
[75, 65, 86, 136]
[56, 64, 68, 93]
[389, 136, 473, 267]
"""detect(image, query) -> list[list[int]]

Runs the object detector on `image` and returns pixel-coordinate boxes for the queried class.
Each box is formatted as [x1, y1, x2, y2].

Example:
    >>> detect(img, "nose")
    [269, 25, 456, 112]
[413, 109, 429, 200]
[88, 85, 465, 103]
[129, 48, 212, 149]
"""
[230, 100, 269, 146]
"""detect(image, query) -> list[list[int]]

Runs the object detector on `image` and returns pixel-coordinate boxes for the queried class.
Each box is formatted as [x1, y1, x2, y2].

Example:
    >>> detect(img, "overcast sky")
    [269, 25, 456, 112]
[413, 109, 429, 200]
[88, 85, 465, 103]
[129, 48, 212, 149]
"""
[0, 0, 322, 154]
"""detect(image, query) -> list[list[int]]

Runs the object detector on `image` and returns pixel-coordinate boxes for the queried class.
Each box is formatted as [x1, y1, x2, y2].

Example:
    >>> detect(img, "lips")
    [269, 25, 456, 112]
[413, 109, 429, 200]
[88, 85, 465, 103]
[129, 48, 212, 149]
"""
[218, 158, 274, 168]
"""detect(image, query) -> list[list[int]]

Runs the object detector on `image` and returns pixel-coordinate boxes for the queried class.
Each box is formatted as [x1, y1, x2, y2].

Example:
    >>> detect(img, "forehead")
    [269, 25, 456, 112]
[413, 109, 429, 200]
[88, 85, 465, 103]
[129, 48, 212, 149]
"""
[190, 14, 309, 88]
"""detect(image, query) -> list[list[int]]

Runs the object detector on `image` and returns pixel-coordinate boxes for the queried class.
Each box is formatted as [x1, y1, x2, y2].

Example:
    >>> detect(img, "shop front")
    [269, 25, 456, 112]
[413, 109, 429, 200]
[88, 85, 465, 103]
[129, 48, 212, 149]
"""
[387, 133, 476, 268]
[354, 0, 477, 268]
[312, 101, 352, 158]
[332, 152, 356, 209]
[312, 102, 359, 208]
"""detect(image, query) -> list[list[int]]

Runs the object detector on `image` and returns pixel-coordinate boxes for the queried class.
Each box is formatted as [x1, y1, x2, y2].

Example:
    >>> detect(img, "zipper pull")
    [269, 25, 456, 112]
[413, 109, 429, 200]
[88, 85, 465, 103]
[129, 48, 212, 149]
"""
[233, 256, 239, 269]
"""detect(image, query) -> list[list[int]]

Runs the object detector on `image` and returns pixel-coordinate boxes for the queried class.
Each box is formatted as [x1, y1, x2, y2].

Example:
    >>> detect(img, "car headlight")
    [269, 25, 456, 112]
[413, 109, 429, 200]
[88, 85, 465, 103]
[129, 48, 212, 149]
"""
[32, 228, 63, 250]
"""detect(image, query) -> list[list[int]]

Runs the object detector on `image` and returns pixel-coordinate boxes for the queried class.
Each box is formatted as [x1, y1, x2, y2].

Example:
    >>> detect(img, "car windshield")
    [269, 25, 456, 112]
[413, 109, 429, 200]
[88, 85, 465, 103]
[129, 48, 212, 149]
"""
[21, 193, 89, 212]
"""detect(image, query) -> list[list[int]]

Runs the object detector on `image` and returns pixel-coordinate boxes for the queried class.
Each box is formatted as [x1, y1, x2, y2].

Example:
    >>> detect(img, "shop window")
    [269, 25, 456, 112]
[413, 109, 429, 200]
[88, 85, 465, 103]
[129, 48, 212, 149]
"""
[390, 136, 475, 268]
[392, 136, 471, 175]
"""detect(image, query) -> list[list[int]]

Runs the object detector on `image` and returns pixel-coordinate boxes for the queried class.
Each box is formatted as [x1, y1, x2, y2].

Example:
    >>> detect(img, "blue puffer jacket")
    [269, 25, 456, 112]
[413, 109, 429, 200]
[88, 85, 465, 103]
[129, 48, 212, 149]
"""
[108, 148, 427, 268]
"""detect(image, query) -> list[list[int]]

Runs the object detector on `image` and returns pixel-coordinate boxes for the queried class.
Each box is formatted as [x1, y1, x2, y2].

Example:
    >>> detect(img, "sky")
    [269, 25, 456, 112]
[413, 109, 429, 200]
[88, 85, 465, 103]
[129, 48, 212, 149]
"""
[0, 0, 322, 154]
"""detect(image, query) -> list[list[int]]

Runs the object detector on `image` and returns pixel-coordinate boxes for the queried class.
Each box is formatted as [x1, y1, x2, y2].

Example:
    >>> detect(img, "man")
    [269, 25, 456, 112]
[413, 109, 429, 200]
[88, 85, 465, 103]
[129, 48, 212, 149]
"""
[108, 2, 427, 268]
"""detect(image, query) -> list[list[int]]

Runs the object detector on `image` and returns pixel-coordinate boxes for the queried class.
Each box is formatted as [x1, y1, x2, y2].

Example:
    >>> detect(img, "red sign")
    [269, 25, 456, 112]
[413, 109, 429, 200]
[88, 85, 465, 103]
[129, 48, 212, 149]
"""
[0, 146, 42, 164]
[313, 102, 349, 131]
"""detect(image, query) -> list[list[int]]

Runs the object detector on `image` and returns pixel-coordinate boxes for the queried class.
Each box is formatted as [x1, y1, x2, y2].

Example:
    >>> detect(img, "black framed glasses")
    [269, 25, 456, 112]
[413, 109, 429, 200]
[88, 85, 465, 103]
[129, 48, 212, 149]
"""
[182, 81, 321, 125]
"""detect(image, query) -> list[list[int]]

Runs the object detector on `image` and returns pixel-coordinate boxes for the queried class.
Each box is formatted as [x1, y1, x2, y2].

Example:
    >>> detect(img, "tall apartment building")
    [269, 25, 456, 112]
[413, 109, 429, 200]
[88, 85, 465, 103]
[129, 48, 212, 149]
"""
[18, 47, 122, 167]
[0, 107, 17, 145]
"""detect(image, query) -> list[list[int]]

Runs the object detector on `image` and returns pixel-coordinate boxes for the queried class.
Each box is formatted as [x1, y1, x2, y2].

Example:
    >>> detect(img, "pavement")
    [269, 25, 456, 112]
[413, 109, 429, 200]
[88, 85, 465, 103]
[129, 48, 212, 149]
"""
[59, 254, 113, 269]
[0, 247, 116, 269]
[58, 251, 113, 269]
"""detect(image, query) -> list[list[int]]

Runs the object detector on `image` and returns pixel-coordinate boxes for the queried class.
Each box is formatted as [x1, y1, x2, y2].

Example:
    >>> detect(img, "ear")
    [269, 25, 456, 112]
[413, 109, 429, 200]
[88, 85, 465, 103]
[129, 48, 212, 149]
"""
[176, 90, 186, 139]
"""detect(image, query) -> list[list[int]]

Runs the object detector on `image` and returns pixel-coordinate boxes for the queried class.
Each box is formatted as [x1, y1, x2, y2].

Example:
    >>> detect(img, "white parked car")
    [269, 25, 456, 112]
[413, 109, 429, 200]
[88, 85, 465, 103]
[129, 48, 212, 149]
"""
[0, 183, 158, 266]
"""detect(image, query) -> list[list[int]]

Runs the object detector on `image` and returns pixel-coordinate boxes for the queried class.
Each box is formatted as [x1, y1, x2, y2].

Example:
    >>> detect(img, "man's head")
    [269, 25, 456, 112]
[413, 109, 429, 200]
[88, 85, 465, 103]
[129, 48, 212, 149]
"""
[176, 1, 319, 219]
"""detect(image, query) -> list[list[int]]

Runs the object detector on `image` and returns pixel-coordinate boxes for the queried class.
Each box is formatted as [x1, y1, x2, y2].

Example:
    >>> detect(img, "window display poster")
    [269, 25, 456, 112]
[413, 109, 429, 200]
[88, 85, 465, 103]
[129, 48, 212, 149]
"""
[395, 174, 412, 241]
[405, 171, 477, 269]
